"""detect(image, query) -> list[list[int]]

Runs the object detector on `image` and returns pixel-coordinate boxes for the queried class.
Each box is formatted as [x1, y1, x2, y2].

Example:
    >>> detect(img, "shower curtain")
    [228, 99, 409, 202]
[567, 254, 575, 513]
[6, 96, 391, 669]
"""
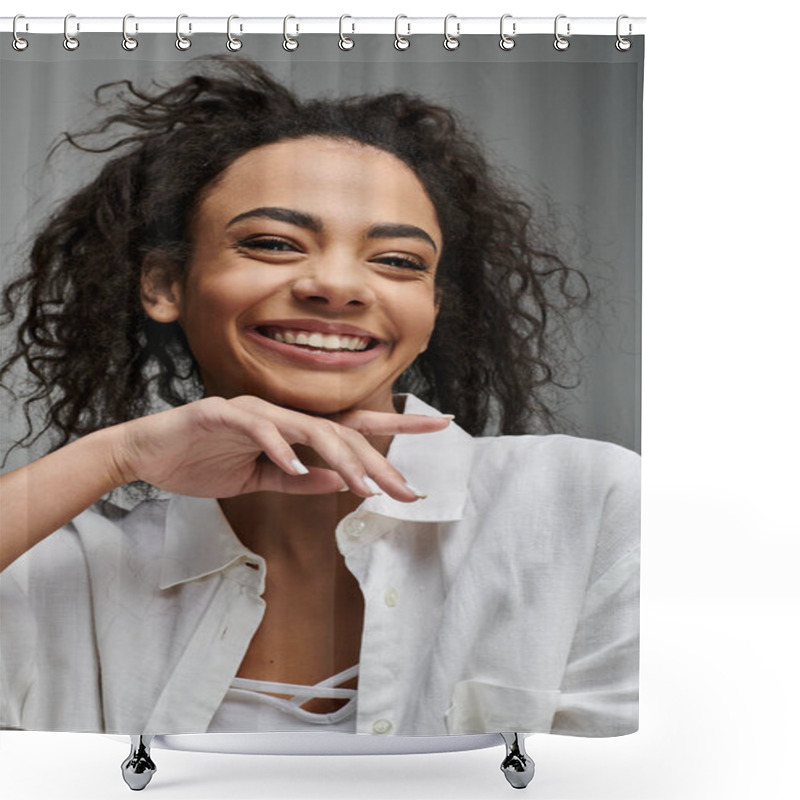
[0, 23, 643, 743]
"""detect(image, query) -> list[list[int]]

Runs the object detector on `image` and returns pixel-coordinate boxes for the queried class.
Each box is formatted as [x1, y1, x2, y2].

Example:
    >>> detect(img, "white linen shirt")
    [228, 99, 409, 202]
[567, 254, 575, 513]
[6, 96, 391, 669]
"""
[0, 393, 639, 737]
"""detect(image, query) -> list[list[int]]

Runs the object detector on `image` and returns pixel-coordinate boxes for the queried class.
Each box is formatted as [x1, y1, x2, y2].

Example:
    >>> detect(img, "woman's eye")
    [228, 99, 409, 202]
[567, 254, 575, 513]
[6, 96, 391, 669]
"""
[373, 255, 428, 271]
[239, 238, 297, 252]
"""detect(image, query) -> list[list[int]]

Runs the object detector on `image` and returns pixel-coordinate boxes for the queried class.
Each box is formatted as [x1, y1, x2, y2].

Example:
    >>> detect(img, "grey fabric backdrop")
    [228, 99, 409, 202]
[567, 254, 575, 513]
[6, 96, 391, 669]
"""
[0, 33, 643, 466]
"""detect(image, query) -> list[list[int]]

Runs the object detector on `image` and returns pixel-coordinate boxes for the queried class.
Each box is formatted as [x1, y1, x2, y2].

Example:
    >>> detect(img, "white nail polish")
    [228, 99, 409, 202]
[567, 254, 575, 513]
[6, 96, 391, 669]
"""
[291, 459, 310, 475]
[404, 482, 428, 499]
[363, 476, 384, 495]
[441, 414, 455, 421]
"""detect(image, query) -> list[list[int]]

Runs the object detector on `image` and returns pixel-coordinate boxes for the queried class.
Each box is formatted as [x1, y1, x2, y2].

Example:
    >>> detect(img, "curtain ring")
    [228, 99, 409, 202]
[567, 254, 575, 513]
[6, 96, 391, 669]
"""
[338, 14, 355, 50]
[283, 15, 299, 51]
[616, 15, 632, 51]
[227, 15, 243, 51]
[443, 14, 460, 51]
[553, 14, 570, 51]
[394, 15, 410, 50]
[175, 14, 191, 50]
[63, 13, 80, 51]
[12, 14, 29, 52]
[122, 14, 138, 51]
[499, 14, 516, 50]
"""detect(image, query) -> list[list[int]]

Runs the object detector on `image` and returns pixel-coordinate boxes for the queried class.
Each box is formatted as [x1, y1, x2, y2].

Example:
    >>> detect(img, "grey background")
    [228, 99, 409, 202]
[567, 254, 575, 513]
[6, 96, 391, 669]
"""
[0, 34, 643, 465]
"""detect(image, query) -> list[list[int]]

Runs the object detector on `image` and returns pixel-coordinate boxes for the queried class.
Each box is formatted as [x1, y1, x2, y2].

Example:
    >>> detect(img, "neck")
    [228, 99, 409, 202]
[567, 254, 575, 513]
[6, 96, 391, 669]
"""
[218, 393, 404, 570]
[219, 489, 363, 571]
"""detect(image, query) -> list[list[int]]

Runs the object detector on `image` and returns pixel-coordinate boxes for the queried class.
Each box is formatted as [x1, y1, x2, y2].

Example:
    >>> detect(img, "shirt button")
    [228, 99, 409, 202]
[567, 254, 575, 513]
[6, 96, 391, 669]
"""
[342, 518, 366, 538]
[383, 588, 398, 607]
[372, 718, 393, 735]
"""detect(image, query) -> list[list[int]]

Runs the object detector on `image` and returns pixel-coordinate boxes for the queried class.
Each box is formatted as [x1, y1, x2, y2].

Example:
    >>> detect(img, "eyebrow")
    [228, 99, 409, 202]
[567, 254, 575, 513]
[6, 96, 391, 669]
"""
[225, 206, 438, 253]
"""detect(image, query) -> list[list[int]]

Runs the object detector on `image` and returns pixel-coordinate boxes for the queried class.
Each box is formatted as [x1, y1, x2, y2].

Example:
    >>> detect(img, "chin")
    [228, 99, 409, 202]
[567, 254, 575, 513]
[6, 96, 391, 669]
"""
[285, 398, 356, 416]
[248, 384, 375, 416]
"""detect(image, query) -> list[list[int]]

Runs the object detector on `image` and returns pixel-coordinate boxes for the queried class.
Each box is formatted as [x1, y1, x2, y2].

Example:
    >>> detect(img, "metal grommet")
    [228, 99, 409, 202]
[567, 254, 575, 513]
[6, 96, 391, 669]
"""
[122, 14, 138, 51]
[63, 13, 79, 51]
[12, 14, 29, 51]
[338, 14, 355, 50]
[499, 14, 515, 50]
[394, 15, 410, 50]
[443, 14, 460, 51]
[283, 15, 299, 51]
[175, 14, 191, 50]
[227, 15, 243, 51]
[553, 14, 570, 51]
[616, 15, 632, 51]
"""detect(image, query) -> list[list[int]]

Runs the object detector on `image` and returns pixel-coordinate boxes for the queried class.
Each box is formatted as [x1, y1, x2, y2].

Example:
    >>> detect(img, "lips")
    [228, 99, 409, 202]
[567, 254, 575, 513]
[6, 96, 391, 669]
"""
[251, 318, 385, 343]
[245, 320, 389, 369]
[257, 327, 375, 352]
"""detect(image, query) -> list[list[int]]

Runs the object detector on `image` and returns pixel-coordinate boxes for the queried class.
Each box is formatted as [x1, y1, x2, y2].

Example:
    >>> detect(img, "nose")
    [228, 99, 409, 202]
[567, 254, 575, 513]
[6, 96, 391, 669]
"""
[291, 253, 376, 311]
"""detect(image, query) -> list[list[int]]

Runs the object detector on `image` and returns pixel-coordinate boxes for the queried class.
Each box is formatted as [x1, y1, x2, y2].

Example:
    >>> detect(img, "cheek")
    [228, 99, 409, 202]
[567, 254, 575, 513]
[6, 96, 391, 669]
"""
[402, 293, 438, 347]
[181, 272, 249, 324]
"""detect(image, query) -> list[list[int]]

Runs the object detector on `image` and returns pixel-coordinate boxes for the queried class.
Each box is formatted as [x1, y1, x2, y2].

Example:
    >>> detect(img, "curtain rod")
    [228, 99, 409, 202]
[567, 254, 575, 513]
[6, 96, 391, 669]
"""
[1, 16, 646, 36]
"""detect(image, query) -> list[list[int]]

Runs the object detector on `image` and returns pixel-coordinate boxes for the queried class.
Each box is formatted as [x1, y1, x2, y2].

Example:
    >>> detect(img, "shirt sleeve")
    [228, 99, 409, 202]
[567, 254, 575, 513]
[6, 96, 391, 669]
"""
[0, 525, 104, 731]
[0, 570, 38, 729]
[551, 446, 640, 737]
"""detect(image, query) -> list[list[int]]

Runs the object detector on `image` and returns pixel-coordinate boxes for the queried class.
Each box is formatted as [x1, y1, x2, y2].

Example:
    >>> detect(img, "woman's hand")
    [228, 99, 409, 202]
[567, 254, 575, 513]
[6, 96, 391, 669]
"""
[111, 395, 451, 503]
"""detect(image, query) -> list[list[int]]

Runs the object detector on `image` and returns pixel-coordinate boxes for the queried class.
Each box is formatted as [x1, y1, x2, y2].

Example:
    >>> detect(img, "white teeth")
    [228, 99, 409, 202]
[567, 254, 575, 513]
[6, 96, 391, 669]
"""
[265, 328, 372, 351]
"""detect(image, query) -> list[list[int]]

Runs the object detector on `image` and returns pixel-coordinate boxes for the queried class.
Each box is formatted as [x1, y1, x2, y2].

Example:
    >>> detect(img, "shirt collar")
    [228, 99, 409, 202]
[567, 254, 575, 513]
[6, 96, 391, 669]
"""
[358, 392, 475, 524]
[159, 495, 259, 590]
[158, 393, 475, 589]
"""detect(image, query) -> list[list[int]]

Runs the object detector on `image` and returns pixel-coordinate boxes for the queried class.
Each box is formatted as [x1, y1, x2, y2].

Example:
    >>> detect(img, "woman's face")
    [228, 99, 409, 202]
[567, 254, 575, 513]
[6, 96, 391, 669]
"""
[144, 136, 442, 415]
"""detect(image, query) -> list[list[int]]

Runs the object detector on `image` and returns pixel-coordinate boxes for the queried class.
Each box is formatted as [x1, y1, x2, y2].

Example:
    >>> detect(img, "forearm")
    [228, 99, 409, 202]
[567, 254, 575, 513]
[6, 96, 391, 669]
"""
[0, 427, 127, 571]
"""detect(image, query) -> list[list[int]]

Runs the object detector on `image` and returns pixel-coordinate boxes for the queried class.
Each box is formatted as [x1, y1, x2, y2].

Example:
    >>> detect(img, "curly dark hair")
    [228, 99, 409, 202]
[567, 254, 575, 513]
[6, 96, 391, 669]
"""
[1, 56, 588, 458]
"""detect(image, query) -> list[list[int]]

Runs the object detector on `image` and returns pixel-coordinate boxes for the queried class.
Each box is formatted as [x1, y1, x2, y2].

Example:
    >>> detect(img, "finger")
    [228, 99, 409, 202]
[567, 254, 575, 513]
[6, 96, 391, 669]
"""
[221, 407, 312, 477]
[298, 421, 388, 498]
[223, 398, 440, 501]
[250, 465, 349, 495]
[228, 395, 452, 437]
[334, 426, 428, 502]
[331, 410, 454, 437]
[221, 402, 386, 498]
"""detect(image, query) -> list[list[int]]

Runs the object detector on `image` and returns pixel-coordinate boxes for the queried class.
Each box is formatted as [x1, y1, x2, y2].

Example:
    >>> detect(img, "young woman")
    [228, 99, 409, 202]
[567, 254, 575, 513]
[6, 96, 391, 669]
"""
[0, 58, 639, 738]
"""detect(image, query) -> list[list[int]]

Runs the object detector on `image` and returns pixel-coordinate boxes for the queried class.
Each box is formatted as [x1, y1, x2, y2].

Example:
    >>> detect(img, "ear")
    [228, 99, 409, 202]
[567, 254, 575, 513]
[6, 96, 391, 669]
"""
[140, 252, 183, 323]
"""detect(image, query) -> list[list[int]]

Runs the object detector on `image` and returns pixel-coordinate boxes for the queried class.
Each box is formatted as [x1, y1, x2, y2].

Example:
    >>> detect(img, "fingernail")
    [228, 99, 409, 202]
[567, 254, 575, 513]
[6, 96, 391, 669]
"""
[291, 458, 310, 476]
[404, 482, 428, 499]
[337, 485, 350, 493]
[362, 476, 384, 496]
[441, 414, 455, 421]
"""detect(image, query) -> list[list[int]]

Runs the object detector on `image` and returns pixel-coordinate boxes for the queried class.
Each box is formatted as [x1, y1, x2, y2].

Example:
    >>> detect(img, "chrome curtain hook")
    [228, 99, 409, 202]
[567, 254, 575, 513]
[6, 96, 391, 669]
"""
[122, 14, 138, 51]
[499, 14, 516, 50]
[553, 14, 570, 51]
[443, 14, 460, 51]
[12, 14, 29, 51]
[283, 15, 299, 51]
[394, 15, 410, 50]
[175, 14, 191, 50]
[339, 14, 355, 50]
[63, 13, 80, 51]
[616, 14, 632, 51]
[227, 15, 243, 51]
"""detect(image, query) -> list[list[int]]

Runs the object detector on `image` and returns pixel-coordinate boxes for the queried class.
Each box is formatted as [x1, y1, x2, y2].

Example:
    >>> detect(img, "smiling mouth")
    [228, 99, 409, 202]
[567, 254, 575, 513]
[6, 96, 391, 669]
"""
[255, 326, 380, 353]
